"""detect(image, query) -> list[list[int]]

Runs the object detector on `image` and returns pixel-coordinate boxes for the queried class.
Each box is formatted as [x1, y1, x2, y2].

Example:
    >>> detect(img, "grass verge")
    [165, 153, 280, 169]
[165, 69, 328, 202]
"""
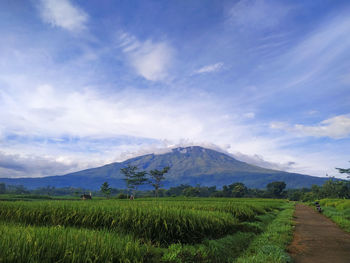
[309, 199, 350, 233]
[234, 202, 295, 263]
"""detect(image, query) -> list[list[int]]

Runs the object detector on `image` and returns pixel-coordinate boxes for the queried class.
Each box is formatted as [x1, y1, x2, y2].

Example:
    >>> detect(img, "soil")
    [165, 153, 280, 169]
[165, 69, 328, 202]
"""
[288, 204, 350, 263]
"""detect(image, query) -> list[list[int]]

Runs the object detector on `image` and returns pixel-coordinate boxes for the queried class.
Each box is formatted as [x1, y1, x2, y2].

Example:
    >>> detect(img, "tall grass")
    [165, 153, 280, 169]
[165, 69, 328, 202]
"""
[0, 198, 291, 262]
[235, 203, 295, 263]
[0, 222, 159, 263]
[160, 213, 278, 263]
[0, 200, 242, 244]
[319, 199, 350, 232]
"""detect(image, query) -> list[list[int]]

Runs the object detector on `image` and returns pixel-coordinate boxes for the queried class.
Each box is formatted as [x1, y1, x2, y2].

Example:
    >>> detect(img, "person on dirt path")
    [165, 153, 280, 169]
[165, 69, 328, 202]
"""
[315, 201, 322, 213]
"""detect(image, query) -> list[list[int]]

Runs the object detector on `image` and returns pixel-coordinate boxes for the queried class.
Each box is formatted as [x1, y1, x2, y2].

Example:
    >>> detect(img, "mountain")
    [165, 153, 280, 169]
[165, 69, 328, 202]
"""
[0, 146, 330, 189]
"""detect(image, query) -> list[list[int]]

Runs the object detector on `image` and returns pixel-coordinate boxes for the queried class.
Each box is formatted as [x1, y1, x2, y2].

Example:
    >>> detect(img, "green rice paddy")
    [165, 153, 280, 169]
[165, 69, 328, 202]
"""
[0, 197, 294, 262]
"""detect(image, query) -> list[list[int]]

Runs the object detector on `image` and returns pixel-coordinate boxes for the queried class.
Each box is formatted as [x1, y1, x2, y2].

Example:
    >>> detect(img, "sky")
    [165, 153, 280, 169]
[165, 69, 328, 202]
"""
[0, 0, 349, 179]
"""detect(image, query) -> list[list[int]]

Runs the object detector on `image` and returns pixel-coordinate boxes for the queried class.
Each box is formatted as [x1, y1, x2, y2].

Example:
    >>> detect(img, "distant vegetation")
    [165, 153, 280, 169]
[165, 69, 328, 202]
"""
[1, 176, 349, 201]
[288, 178, 350, 201]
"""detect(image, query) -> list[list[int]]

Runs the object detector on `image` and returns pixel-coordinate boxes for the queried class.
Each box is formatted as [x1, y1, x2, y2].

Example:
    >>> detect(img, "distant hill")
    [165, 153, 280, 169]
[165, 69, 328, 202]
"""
[0, 146, 330, 189]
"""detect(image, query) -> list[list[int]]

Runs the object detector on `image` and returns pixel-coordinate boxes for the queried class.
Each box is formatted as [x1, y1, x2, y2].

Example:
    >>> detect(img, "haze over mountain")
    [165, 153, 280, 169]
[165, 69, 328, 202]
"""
[0, 146, 329, 190]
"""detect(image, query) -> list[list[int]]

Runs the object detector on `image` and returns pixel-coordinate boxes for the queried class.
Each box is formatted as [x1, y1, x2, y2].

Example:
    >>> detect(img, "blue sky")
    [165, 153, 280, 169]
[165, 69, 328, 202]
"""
[0, 0, 349, 179]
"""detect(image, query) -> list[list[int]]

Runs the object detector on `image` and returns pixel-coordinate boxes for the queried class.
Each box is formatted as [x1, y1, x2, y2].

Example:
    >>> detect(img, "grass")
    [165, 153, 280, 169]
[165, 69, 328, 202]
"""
[0, 198, 293, 262]
[160, 213, 277, 263]
[234, 202, 295, 263]
[0, 222, 159, 263]
[161, 232, 257, 263]
[0, 200, 242, 244]
[318, 199, 350, 232]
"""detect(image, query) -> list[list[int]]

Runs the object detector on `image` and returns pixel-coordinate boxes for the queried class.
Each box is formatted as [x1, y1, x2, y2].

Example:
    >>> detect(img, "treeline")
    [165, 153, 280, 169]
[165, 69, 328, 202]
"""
[169, 179, 350, 200]
[155, 181, 289, 198]
[0, 184, 92, 196]
[1, 166, 350, 200]
[287, 178, 350, 201]
[3, 179, 349, 200]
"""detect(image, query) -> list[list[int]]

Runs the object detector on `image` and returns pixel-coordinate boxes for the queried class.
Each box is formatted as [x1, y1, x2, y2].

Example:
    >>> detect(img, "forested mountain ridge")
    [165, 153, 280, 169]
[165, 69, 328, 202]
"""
[0, 146, 329, 189]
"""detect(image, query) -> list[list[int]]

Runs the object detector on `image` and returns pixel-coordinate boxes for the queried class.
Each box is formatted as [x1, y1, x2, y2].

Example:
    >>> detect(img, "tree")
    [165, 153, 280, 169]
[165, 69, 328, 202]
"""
[222, 182, 247, 197]
[149, 166, 170, 197]
[11, 185, 29, 194]
[321, 179, 350, 199]
[183, 187, 200, 197]
[222, 185, 231, 197]
[231, 183, 248, 197]
[336, 163, 350, 179]
[0, 183, 5, 194]
[266, 181, 286, 198]
[129, 171, 148, 197]
[120, 164, 138, 199]
[166, 184, 191, 197]
[100, 182, 111, 198]
[120, 164, 148, 198]
[311, 184, 321, 199]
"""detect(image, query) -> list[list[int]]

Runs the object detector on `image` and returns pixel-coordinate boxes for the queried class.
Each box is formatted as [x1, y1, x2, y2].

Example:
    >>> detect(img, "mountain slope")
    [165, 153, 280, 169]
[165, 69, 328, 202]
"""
[0, 146, 329, 189]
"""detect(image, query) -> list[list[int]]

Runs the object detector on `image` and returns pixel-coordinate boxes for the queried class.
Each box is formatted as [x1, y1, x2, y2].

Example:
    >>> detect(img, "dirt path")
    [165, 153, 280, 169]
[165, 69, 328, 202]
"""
[288, 204, 350, 263]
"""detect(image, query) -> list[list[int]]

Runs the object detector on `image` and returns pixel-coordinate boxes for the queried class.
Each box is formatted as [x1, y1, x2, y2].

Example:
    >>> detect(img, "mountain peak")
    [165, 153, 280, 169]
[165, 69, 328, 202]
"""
[0, 145, 329, 190]
[172, 146, 209, 154]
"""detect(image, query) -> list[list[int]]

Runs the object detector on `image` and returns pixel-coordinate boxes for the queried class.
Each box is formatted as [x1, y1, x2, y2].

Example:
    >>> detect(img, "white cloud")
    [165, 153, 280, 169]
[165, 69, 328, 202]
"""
[38, 0, 88, 32]
[194, 62, 224, 74]
[0, 28, 348, 180]
[0, 151, 81, 178]
[0, 81, 281, 176]
[1, 82, 349, 178]
[228, 0, 290, 29]
[0, 84, 218, 141]
[119, 33, 173, 81]
[295, 115, 350, 139]
[271, 115, 350, 139]
[232, 152, 296, 171]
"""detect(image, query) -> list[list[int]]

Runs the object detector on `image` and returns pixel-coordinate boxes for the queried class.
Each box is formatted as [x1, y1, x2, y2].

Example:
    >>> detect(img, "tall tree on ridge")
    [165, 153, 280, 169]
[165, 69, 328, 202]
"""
[149, 166, 170, 198]
[121, 164, 148, 198]
[120, 164, 138, 199]
[100, 181, 111, 198]
[336, 162, 350, 179]
[129, 170, 148, 197]
[266, 181, 286, 198]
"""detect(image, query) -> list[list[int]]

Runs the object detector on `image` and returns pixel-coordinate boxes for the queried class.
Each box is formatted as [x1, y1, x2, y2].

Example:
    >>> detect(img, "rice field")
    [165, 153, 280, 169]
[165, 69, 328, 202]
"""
[0, 197, 294, 262]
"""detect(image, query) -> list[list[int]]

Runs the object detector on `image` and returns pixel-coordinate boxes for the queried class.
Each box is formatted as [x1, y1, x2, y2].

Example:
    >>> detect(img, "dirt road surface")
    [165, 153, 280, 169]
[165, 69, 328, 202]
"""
[288, 204, 350, 263]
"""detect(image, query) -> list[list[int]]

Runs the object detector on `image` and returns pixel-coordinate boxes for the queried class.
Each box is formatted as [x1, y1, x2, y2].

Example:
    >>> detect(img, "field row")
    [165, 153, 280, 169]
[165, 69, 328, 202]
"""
[0, 199, 284, 244]
[0, 222, 157, 263]
[0, 205, 294, 263]
[0, 198, 294, 262]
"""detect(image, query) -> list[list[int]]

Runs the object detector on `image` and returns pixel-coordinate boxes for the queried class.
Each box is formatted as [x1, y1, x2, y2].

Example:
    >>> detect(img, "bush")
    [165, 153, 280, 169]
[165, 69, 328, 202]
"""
[116, 193, 127, 199]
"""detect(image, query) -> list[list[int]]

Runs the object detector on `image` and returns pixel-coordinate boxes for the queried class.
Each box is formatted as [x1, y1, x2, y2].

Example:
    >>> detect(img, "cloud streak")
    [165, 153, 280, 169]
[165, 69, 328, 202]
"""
[119, 33, 174, 81]
[228, 0, 290, 30]
[194, 62, 224, 74]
